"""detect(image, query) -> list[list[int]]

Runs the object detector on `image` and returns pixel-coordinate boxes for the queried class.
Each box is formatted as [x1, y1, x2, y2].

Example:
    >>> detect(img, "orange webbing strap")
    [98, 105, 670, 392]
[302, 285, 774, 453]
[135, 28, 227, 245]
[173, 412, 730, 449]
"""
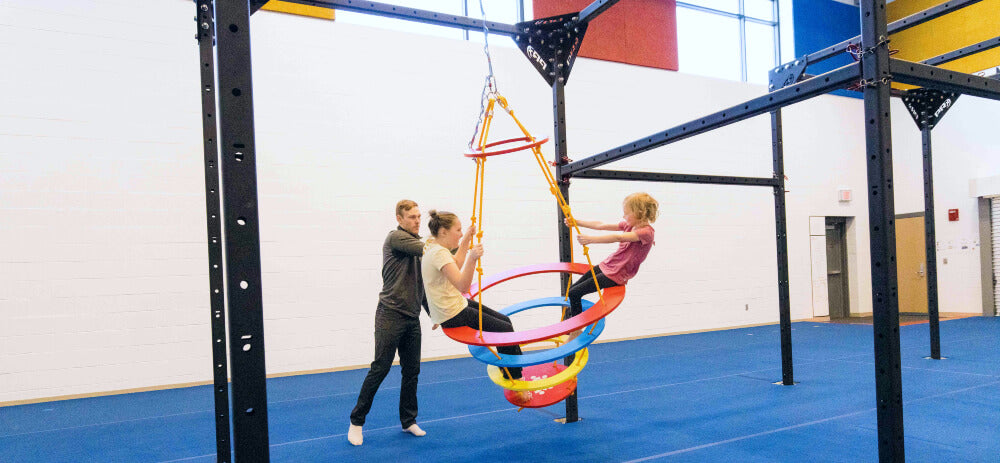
[485, 346, 514, 380]
[475, 158, 486, 338]
[470, 100, 498, 340]
[470, 158, 482, 247]
[480, 98, 496, 152]
[497, 99, 606, 312]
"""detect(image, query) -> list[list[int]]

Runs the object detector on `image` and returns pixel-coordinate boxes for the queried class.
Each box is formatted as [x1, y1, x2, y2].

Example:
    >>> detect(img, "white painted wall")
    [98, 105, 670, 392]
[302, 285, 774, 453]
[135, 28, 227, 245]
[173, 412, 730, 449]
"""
[2, 0, 998, 403]
[890, 97, 1000, 314]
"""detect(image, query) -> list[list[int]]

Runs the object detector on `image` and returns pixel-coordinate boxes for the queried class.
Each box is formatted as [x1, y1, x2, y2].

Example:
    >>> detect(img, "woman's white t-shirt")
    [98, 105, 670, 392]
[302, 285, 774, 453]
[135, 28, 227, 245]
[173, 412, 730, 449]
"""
[421, 241, 468, 324]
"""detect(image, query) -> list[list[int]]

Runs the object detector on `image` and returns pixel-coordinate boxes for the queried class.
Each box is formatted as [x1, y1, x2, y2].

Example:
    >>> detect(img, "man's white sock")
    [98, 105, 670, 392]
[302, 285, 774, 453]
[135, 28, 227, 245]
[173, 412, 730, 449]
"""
[348, 424, 363, 446]
[403, 423, 426, 437]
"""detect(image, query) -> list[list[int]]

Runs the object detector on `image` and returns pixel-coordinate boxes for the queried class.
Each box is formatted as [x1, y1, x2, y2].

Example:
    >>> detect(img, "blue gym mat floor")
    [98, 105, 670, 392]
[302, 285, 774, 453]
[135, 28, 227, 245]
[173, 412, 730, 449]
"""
[2, 317, 998, 462]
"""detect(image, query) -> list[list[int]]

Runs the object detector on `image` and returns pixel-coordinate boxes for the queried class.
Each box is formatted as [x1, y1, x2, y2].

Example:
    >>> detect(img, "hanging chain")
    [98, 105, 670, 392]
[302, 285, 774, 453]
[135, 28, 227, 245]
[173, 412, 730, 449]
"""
[845, 36, 895, 91]
[846, 36, 893, 61]
[468, 0, 501, 149]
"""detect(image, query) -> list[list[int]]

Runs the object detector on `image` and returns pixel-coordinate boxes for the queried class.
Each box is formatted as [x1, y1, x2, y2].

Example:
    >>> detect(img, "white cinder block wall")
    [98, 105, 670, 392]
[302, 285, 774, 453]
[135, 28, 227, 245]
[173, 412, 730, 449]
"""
[2, 0, 997, 403]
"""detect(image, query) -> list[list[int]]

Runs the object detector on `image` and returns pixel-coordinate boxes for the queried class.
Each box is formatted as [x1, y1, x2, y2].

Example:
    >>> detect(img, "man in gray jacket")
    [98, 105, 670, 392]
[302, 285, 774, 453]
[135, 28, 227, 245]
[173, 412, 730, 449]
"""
[349, 200, 428, 445]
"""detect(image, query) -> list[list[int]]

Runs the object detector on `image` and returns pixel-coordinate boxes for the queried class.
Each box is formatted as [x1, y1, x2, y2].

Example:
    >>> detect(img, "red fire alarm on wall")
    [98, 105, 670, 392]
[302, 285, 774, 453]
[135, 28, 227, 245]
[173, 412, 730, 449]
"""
[948, 209, 959, 221]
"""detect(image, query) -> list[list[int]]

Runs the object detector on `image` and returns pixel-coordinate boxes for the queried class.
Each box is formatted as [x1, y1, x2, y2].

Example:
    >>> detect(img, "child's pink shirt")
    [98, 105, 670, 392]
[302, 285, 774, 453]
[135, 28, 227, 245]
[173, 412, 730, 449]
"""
[598, 221, 655, 285]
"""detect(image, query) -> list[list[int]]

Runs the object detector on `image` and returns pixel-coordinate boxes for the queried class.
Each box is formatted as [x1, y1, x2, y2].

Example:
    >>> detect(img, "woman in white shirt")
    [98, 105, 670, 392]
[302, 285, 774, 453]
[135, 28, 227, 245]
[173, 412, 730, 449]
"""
[422, 210, 530, 400]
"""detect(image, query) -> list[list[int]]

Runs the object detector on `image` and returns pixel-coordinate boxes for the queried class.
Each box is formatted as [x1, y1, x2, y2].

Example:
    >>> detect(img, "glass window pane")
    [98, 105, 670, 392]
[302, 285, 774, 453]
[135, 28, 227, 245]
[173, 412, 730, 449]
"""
[744, 0, 775, 21]
[335, 1, 464, 40]
[681, 0, 740, 14]
[745, 22, 777, 85]
[676, 9, 742, 81]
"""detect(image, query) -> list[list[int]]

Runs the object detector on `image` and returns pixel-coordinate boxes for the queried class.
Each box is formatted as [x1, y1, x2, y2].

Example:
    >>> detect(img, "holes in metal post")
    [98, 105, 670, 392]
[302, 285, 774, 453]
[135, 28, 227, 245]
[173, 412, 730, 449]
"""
[240, 280, 249, 289]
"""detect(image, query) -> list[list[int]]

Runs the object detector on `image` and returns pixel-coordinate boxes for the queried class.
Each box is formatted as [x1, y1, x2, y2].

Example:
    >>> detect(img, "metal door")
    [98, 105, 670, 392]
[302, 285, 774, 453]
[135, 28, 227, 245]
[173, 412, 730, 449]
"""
[826, 218, 849, 318]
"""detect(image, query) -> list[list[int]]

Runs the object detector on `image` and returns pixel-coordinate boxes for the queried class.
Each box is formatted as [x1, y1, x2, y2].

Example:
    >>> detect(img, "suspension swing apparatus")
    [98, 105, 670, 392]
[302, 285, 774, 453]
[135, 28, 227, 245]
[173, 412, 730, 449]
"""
[466, 92, 607, 336]
[441, 2, 619, 407]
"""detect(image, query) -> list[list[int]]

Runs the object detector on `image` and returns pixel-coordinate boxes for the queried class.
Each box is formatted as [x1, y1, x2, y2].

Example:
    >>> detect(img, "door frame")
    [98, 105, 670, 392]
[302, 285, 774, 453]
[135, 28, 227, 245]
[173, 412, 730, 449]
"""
[895, 211, 929, 315]
[980, 197, 997, 316]
[825, 217, 850, 319]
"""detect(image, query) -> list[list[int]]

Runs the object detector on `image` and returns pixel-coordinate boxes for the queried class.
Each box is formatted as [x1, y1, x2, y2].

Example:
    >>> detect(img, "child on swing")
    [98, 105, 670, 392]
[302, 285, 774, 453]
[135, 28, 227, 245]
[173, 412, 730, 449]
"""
[564, 192, 658, 339]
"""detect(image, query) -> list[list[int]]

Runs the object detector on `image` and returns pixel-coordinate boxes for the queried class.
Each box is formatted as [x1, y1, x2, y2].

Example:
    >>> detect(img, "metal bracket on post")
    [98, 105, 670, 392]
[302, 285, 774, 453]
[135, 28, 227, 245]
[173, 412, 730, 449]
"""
[194, 1, 231, 461]
[901, 88, 959, 130]
[768, 56, 808, 91]
[514, 13, 588, 86]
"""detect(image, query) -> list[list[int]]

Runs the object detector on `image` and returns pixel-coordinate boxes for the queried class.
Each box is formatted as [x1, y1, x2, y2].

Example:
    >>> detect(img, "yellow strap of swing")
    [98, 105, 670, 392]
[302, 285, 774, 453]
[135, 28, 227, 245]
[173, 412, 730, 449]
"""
[500, 103, 606, 308]
[472, 93, 606, 334]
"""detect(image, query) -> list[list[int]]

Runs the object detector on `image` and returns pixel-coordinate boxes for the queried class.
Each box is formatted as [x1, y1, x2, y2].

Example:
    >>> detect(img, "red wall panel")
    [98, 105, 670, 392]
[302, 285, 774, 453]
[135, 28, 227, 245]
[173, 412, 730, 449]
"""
[533, 0, 678, 71]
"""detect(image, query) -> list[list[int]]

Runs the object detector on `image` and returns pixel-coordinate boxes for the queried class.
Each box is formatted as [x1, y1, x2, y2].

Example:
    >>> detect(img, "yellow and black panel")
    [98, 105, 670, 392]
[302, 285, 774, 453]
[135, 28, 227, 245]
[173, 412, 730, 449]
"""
[259, 1, 335, 20]
[888, 0, 1000, 89]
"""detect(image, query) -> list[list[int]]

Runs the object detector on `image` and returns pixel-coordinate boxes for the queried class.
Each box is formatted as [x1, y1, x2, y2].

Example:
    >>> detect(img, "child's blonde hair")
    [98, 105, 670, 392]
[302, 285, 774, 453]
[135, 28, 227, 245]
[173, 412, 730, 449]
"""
[624, 192, 658, 224]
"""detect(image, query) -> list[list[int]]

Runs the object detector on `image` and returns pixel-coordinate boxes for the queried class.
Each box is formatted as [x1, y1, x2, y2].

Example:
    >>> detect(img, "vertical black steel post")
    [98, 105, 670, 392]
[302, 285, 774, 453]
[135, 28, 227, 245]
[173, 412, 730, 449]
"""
[195, 1, 232, 461]
[215, 1, 270, 460]
[771, 110, 794, 385]
[553, 78, 578, 423]
[859, 1, 905, 460]
[922, 127, 941, 359]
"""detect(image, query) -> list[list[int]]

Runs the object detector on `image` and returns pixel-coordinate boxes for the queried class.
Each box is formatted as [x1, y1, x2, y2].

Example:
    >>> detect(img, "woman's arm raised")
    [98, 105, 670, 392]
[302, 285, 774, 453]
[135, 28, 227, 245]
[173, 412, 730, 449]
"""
[441, 243, 483, 293]
[452, 224, 477, 267]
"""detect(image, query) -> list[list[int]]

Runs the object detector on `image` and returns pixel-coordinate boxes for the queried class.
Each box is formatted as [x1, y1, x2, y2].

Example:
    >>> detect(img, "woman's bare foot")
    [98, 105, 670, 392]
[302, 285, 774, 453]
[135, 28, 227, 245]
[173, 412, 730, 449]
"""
[566, 329, 583, 342]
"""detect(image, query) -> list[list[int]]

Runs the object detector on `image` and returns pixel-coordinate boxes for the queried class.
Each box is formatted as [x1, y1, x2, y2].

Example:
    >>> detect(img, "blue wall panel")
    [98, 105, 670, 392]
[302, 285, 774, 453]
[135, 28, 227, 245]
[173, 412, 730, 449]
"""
[792, 0, 861, 98]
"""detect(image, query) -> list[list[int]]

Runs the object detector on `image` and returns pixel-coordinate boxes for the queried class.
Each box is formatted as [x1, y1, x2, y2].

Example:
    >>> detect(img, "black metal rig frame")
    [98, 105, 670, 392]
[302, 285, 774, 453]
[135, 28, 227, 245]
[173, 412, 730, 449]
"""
[194, 0, 1000, 461]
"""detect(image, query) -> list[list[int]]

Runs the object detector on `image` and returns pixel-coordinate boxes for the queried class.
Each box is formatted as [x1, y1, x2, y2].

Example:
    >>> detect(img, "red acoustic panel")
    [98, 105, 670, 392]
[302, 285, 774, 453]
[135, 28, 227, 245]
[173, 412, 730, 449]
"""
[533, 0, 678, 71]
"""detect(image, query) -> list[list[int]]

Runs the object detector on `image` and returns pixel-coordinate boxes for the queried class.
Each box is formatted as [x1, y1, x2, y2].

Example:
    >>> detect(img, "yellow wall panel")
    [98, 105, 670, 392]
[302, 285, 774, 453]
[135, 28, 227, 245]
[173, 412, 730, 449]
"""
[260, 1, 336, 20]
[887, 0, 1000, 74]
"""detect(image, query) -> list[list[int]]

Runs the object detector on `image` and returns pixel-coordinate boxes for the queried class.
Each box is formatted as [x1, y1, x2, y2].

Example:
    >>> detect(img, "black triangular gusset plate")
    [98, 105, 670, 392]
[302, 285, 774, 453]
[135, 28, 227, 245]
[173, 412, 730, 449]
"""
[901, 88, 960, 130]
[513, 13, 588, 86]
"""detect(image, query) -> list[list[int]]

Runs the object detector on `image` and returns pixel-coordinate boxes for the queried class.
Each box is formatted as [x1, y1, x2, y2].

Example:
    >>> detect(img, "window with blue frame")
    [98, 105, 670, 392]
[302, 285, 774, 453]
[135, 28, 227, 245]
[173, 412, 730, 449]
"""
[676, 0, 780, 84]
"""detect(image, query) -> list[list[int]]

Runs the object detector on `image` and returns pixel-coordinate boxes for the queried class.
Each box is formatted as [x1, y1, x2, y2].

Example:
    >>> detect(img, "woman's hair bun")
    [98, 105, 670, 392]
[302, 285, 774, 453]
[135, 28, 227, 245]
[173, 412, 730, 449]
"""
[428, 210, 438, 218]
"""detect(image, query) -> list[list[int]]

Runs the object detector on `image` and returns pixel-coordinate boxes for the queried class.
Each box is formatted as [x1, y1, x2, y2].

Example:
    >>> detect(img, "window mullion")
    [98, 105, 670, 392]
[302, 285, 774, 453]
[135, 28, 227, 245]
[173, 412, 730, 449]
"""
[739, 0, 748, 82]
[462, 0, 469, 40]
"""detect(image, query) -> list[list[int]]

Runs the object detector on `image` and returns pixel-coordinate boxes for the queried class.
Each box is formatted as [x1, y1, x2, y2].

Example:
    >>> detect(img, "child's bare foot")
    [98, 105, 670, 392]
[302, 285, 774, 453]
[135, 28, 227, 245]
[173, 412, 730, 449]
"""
[512, 390, 533, 404]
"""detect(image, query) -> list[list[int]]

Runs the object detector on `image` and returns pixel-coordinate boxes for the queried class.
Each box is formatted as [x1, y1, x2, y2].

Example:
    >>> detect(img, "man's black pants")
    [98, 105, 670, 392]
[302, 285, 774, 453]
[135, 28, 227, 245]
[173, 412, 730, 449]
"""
[349, 310, 421, 427]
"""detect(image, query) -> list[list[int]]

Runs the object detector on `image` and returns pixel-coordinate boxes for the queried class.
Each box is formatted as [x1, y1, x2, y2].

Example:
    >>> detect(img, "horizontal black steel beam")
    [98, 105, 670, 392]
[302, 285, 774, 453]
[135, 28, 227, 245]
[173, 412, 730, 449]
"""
[579, 0, 620, 24]
[891, 58, 1000, 100]
[804, 0, 981, 66]
[265, 0, 518, 35]
[574, 169, 780, 186]
[799, 72, 907, 98]
[923, 35, 1000, 66]
[560, 62, 861, 176]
